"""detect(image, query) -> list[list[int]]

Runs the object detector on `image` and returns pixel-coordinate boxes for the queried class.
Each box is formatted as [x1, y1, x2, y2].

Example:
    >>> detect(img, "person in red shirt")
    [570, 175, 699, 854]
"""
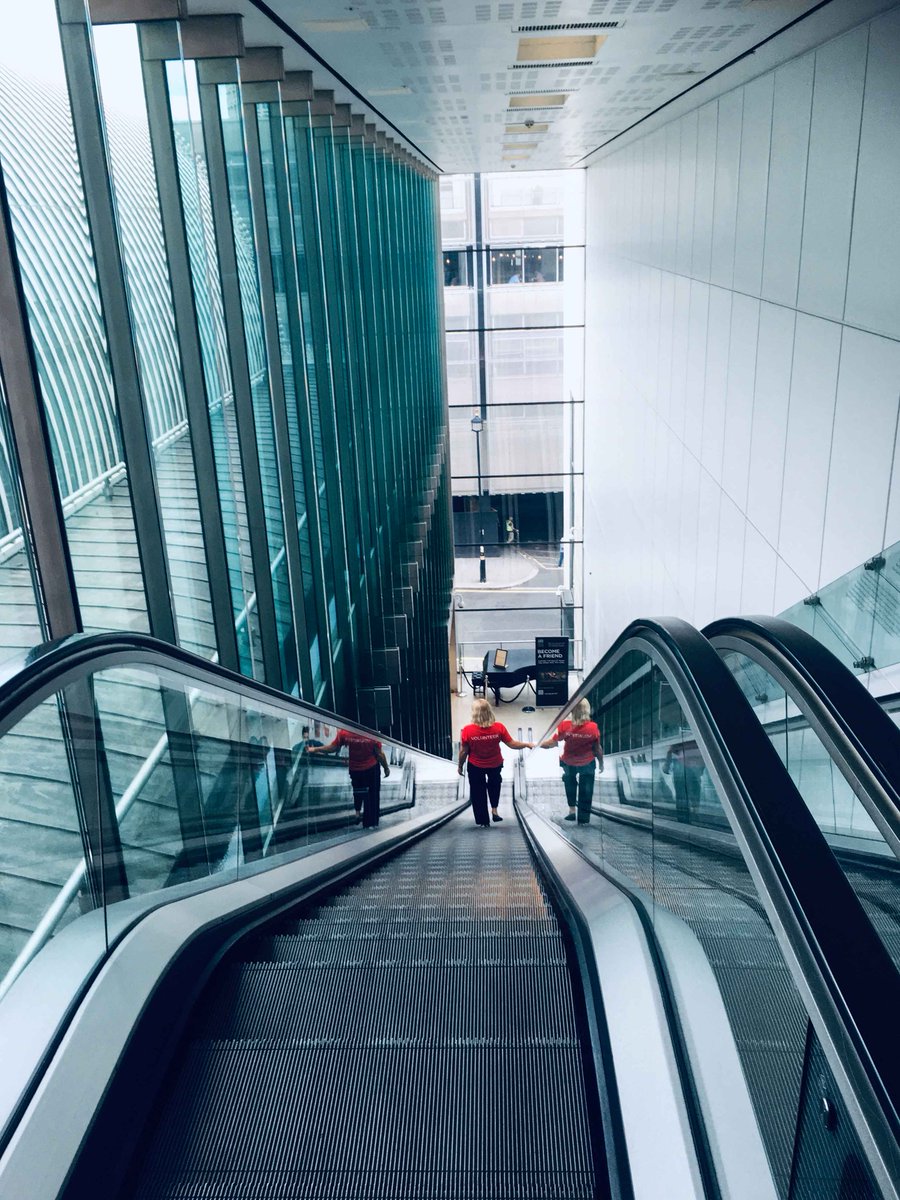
[540, 698, 603, 824]
[309, 728, 390, 828]
[458, 698, 532, 827]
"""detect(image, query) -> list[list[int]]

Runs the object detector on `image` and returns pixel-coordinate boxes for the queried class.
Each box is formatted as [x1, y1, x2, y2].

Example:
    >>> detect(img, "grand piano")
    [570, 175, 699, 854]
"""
[480, 648, 536, 704]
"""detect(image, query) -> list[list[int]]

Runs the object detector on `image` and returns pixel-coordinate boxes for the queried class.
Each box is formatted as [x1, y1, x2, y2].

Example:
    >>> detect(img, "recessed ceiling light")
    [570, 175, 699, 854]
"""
[508, 93, 568, 109]
[506, 122, 549, 134]
[517, 34, 605, 62]
[503, 142, 538, 151]
[304, 17, 370, 32]
[369, 85, 414, 95]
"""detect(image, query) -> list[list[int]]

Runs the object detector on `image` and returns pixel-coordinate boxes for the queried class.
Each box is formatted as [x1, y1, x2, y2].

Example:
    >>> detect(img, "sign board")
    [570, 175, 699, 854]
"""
[535, 636, 569, 706]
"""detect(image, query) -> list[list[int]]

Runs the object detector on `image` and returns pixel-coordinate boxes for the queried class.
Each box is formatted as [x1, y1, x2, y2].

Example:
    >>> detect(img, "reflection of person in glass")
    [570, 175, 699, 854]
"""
[458, 699, 532, 827]
[540, 699, 603, 824]
[309, 729, 390, 828]
[662, 740, 705, 823]
[293, 725, 323, 758]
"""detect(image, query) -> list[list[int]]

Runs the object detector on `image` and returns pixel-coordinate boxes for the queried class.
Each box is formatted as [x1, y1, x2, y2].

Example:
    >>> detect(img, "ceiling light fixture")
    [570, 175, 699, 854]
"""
[303, 17, 370, 32]
[516, 34, 605, 62]
[508, 93, 568, 108]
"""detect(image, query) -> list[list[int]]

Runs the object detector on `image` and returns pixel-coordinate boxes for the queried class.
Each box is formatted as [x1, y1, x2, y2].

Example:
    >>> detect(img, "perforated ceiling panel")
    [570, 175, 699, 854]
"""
[185, 0, 830, 172]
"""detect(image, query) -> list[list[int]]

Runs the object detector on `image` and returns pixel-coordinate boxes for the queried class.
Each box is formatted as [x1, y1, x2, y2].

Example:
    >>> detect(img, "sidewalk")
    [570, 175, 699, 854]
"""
[454, 547, 546, 589]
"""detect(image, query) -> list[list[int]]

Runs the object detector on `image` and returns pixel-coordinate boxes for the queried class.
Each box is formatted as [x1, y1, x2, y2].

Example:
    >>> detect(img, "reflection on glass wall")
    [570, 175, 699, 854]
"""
[93, 24, 216, 660]
[0, 2, 151, 638]
[0, 371, 44, 667]
[0, 6, 452, 756]
[440, 170, 585, 672]
[164, 56, 264, 680]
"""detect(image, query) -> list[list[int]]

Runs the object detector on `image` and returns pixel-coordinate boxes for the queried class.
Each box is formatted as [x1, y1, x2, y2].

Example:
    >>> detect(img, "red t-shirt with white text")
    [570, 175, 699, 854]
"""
[552, 720, 601, 766]
[334, 729, 381, 772]
[461, 722, 513, 769]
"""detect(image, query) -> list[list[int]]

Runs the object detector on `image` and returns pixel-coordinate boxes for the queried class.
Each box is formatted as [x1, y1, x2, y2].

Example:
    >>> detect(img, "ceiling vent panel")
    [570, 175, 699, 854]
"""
[511, 60, 594, 69]
[513, 22, 622, 32]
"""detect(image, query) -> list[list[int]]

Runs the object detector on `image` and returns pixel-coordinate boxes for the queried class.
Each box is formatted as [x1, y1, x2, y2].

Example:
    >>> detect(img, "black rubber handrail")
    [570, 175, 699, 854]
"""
[527, 617, 900, 1194]
[0, 631, 452, 765]
[704, 615, 900, 858]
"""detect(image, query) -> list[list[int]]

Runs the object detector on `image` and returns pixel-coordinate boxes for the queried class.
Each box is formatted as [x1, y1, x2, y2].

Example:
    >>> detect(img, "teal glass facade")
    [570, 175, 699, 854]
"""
[0, 8, 452, 756]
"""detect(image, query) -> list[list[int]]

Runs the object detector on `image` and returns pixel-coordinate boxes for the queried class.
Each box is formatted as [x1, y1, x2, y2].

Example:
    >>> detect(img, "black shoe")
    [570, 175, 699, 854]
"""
[491, 813, 503, 822]
[577, 818, 591, 825]
[564, 813, 576, 822]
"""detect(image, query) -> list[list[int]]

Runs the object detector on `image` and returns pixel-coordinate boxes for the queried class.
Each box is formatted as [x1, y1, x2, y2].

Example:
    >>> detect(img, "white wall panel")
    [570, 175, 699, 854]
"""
[710, 90, 742, 290]
[679, 453, 701, 617]
[733, 74, 773, 298]
[747, 303, 795, 546]
[684, 281, 710, 459]
[675, 111, 698, 277]
[669, 275, 691, 440]
[774, 557, 811, 613]
[845, 9, 900, 340]
[657, 273, 676, 426]
[715, 496, 744, 615]
[582, 5, 900, 656]
[693, 472, 721, 629]
[721, 294, 760, 511]
[741, 524, 778, 615]
[761, 57, 814, 307]
[662, 121, 680, 275]
[778, 315, 842, 590]
[797, 28, 867, 322]
[691, 103, 718, 284]
[820, 328, 900, 584]
[701, 287, 733, 482]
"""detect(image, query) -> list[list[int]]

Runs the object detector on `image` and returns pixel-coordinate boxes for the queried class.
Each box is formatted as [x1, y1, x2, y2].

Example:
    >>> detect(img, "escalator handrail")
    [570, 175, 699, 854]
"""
[525, 617, 900, 1190]
[704, 614, 900, 857]
[0, 631, 452, 766]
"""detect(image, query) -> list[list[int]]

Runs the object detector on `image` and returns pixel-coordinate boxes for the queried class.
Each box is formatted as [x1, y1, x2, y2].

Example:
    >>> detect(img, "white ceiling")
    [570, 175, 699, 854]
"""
[183, 0, 875, 173]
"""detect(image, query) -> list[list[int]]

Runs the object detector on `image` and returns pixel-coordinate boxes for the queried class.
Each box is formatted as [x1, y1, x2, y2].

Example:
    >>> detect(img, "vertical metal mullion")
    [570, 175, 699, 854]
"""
[243, 99, 310, 698]
[196, 74, 282, 690]
[57, 5, 176, 645]
[0, 170, 80, 641]
[139, 49, 240, 673]
[311, 127, 364, 636]
[271, 112, 334, 702]
[346, 138, 387, 651]
[292, 118, 354, 679]
[333, 134, 379, 654]
[362, 144, 397, 586]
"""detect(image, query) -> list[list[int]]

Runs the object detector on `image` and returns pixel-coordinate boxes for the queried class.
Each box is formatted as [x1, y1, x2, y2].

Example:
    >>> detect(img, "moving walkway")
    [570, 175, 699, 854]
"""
[0, 620, 897, 1198]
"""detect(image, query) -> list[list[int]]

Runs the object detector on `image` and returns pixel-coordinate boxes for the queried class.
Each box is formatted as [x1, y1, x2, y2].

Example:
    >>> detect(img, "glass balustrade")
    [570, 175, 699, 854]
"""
[0, 648, 460, 1008]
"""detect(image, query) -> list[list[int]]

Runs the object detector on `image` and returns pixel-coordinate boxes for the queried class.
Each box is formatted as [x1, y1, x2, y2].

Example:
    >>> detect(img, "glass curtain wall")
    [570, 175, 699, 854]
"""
[0, 8, 452, 757]
[441, 170, 585, 680]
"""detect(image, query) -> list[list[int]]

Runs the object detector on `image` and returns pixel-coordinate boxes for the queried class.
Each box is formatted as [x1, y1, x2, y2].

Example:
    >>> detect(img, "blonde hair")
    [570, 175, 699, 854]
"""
[571, 698, 592, 726]
[471, 698, 496, 727]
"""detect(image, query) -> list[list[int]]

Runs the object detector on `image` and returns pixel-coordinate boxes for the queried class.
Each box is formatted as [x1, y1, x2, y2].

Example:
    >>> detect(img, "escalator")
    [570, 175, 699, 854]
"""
[0, 622, 897, 1199]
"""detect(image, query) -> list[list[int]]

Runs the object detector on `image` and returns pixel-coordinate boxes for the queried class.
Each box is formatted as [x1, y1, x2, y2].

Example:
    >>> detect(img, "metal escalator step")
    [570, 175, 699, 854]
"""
[196, 964, 580, 1045]
[128, 820, 598, 1200]
[259, 932, 568, 968]
[134, 1045, 594, 1198]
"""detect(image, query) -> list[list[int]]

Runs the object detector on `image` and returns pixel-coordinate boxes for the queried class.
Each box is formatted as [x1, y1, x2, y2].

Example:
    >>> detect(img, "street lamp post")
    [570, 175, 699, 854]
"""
[471, 413, 486, 582]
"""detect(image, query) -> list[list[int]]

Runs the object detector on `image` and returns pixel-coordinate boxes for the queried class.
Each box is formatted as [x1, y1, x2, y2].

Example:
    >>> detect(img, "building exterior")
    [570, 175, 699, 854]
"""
[0, 3, 453, 756]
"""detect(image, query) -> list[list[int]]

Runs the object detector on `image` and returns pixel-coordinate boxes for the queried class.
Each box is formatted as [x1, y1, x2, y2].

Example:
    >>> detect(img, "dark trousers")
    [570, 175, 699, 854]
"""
[467, 764, 502, 826]
[351, 765, 381, 828]
[562, 763, 595, 822]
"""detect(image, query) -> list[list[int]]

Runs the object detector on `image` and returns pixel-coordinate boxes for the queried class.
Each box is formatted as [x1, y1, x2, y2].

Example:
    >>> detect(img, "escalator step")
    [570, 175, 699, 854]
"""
[128, 820, 598, 1200]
